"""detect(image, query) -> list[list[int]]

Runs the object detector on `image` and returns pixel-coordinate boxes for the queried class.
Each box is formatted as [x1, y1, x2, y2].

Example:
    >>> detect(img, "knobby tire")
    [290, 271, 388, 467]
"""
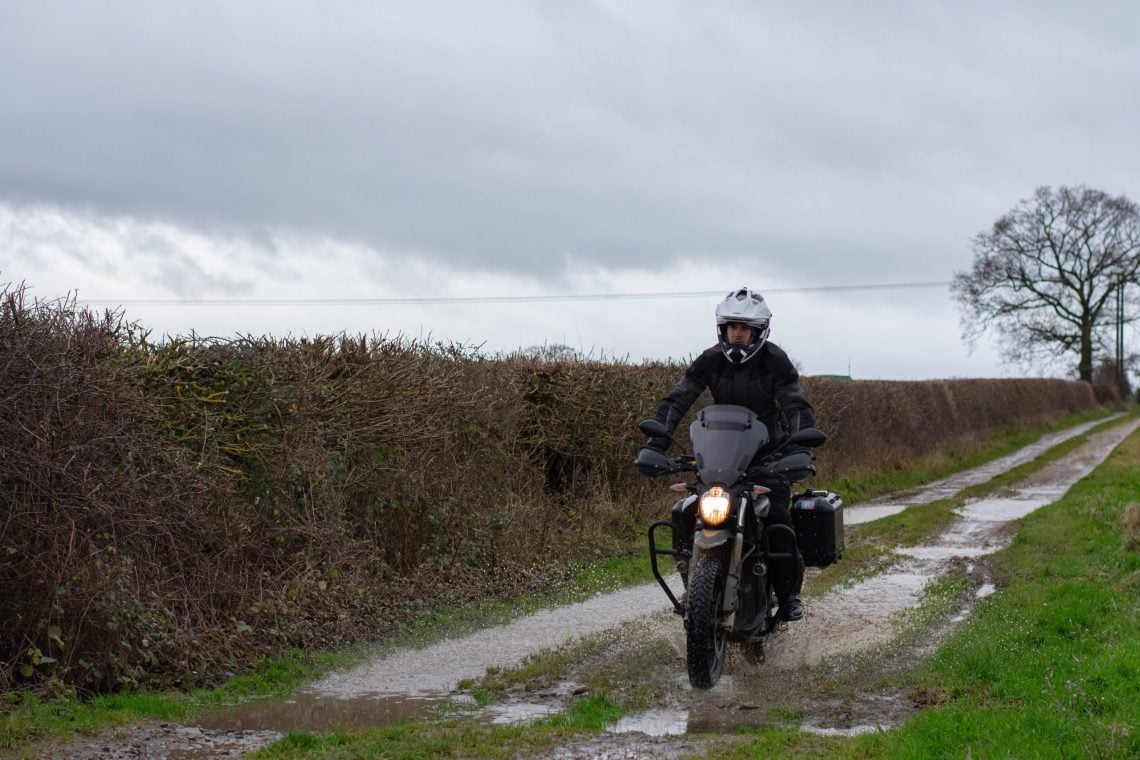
[686, 550, 727, 689]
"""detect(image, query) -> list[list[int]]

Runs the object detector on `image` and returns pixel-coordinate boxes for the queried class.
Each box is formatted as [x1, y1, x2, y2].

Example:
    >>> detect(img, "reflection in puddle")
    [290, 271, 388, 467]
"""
[976, 582, 996, 598]
[609, 708, 688, 736]
[196, 692, 452, 733]
[960, 498, 1045, 522]
[900, 544, 992, 561]
[802, 723, 886, 737]
[485, 701, 562, 725]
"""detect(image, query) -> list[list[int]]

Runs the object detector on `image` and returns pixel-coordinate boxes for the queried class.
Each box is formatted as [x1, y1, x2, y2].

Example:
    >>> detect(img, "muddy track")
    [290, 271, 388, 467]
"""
[32, 416, 1139, 759]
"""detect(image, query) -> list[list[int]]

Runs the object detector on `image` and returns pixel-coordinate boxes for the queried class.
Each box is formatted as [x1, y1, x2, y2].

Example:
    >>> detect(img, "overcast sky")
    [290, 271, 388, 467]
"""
[3, 1, 1138, 379]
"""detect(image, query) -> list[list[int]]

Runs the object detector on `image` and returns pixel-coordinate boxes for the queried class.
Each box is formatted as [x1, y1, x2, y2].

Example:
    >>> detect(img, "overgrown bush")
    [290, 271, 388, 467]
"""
[0, 282, 1105, 693]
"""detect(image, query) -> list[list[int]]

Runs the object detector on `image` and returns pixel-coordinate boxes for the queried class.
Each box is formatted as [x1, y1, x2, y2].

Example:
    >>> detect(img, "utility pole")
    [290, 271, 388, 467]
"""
[1117, 279, 1126, 395]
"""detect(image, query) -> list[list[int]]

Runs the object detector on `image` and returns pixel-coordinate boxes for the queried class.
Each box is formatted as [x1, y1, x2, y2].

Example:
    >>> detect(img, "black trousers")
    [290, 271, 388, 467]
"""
[755, 478, 804, 601]
[672, 477, 804, 601]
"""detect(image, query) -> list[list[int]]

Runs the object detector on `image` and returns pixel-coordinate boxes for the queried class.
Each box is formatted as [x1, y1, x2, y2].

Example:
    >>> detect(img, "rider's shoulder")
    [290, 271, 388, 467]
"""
[761, 341, 790, 362]
[759, 342, 797, 374]
[689, 345, 724, 371]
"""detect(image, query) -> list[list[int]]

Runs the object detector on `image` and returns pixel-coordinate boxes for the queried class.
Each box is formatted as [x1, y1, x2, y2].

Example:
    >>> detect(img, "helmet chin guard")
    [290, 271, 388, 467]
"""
[715, 286, 772, 364]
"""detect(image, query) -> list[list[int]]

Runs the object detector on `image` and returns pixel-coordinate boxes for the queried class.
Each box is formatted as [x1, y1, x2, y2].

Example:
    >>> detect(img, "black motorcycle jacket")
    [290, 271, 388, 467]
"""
[650, 342, 815, 450]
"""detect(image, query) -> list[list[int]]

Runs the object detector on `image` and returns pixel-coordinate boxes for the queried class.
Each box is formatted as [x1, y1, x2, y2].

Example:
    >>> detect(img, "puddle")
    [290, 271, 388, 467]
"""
[609, 708, 689, 736]
[959, 497, 1046, 522]
[802, 723, 886, 737]
[184, 417, 1140, 742]
[485, 701, 563, 725]
[976, 582, 996, 598]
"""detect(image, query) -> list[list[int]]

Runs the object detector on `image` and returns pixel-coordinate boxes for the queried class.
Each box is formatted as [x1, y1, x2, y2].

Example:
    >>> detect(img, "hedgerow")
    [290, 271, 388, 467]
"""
[0, 282, 1102, 693]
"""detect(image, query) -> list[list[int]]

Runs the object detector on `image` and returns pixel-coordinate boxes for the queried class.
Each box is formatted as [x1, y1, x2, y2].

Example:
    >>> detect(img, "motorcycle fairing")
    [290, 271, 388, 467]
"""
[690, 405, 769, 485]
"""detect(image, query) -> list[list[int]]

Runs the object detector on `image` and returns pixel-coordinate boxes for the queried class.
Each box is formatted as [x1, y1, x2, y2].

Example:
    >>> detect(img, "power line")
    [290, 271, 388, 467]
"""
[78, 281, 951, 307]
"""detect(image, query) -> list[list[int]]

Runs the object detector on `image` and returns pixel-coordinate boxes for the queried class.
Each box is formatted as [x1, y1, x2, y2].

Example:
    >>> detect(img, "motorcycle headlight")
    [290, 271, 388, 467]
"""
[699, 485, 731, 526]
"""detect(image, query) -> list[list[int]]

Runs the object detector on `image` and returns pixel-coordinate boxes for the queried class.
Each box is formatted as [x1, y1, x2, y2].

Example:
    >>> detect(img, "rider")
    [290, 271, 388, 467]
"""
[639, 286, 816, 621]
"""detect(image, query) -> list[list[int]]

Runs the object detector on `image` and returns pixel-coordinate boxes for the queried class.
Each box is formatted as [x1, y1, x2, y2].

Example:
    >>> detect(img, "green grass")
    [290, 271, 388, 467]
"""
[870, 432, 1140, 758]
[888, 425, 1138, 757]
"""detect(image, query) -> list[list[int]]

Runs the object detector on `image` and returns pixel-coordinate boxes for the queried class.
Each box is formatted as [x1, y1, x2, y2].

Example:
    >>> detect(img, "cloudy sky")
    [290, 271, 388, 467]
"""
[3, 1, 1138, 379]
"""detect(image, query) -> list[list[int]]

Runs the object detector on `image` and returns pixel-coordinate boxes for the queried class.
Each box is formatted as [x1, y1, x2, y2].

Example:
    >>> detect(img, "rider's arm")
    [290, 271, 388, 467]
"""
[767, 345, 816, 434]
[649, 351, 715, 448]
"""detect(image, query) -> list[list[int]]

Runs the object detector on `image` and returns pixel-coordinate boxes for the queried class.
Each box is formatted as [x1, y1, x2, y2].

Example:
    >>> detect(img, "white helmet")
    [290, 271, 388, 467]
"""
[715, 286, 772, 364]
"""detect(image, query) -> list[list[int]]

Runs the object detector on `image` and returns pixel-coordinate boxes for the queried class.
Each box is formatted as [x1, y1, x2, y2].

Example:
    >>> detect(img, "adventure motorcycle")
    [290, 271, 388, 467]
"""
[634, 404, 840, 689]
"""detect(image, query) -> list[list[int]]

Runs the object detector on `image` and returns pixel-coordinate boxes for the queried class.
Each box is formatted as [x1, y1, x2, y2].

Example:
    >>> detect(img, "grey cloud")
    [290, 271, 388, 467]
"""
[2, 1, 1139, 286]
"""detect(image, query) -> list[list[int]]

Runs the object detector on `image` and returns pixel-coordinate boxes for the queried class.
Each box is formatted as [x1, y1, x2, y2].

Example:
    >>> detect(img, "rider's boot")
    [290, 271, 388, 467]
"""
[779, 552, 806, 621]
[780, 594, 804, 621]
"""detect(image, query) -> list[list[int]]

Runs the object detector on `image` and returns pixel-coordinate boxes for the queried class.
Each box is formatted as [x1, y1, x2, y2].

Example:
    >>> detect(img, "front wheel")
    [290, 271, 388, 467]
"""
[686, 550, 727, 689]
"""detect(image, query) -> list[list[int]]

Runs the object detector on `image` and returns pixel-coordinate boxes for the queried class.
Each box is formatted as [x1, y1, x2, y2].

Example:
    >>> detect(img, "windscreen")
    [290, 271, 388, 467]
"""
[689, 404, 769, 485]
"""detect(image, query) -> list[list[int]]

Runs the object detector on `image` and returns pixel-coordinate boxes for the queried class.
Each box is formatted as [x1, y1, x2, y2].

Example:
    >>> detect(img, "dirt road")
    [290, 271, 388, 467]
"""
[35, 415, 1139, 758]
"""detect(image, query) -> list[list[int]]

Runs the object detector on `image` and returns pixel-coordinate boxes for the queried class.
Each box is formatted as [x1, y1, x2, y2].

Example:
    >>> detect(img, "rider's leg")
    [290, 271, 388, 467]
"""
[761, 483, 805, 621]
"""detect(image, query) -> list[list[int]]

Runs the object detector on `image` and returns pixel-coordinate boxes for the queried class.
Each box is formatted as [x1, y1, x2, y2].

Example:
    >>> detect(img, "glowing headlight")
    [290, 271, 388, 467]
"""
[699, 485, 731, 526]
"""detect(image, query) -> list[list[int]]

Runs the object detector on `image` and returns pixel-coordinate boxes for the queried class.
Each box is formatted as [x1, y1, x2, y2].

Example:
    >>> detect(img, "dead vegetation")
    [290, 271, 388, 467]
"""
[1123, 504, 1140, 551]
[0, 281, 1105, 695]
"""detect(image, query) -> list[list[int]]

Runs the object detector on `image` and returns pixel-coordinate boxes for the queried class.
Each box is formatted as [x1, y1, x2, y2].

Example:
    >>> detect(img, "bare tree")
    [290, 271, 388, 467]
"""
[952, 185, 1140, 382]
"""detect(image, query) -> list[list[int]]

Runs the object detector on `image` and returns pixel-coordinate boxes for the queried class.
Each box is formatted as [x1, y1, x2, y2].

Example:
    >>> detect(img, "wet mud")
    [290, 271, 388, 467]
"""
[35, 416, 1139, 758]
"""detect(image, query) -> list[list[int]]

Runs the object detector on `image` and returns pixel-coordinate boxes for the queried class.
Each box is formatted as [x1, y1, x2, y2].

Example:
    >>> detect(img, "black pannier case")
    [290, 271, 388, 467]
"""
[791, 489, 844, 567]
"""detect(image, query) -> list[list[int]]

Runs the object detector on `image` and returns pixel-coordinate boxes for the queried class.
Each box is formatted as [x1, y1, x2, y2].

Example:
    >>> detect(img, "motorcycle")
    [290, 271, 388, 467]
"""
[634, 404, 831, 689]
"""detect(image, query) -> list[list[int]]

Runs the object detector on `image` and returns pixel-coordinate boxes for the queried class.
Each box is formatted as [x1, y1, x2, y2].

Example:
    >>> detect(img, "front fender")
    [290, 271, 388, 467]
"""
[694, 528, 732, 550]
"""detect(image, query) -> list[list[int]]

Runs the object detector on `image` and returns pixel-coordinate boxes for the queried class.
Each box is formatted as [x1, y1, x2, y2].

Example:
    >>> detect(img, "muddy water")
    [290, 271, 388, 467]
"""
[844, 413, 1123, 525]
